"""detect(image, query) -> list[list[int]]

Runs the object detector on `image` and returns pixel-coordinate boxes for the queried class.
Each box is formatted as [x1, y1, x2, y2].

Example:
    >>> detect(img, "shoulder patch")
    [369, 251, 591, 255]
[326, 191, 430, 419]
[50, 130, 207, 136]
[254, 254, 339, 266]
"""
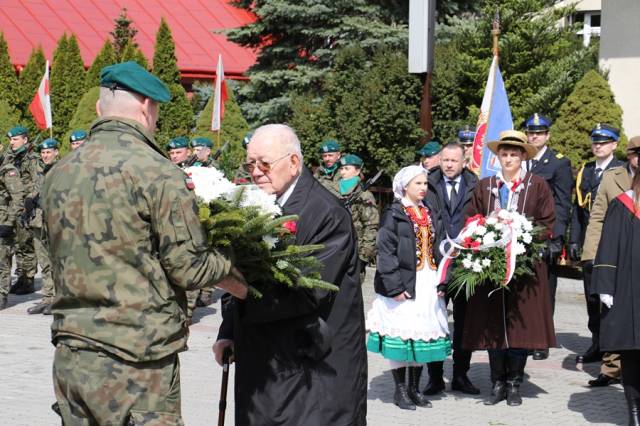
[185, 175, 195, 191]
[7, 170, 17, 177]
[556, 153, 564, 159]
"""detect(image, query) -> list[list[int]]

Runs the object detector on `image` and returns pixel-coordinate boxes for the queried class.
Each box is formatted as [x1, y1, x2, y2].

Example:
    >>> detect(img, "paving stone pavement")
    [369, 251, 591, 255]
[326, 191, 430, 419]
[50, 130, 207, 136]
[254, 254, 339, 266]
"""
[0, 272, 628, 425]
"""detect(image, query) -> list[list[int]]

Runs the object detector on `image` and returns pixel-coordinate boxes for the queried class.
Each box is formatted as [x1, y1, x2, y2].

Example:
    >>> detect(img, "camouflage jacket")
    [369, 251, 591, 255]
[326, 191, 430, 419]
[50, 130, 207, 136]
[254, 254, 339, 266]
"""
[341, 186, 379, 264]
[28, 159, 57, 230]
[0, 162, 24, 228]
[42, 116, 232, 362]
[3, 145, 40, 200]
[314, 167, 340, 196]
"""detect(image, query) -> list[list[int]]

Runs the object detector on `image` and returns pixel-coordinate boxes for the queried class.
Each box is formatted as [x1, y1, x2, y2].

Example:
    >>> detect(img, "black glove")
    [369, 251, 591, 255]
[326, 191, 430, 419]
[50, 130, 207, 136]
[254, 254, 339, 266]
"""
[0, 225, 14, 239]
[544, 238, 563, 264]
[568, 243, 581, 262]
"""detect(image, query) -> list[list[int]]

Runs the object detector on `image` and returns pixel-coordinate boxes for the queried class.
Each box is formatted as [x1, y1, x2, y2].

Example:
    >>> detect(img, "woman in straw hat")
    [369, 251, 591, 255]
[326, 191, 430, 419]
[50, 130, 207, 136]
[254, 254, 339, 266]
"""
[367, 165, 451, 411]
[461, 131, 557, 406]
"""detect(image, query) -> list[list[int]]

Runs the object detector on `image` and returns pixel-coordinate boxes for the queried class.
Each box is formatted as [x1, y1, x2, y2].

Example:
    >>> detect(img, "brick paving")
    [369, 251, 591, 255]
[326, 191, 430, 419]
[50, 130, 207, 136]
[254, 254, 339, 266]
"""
[0, 273, 628, 425]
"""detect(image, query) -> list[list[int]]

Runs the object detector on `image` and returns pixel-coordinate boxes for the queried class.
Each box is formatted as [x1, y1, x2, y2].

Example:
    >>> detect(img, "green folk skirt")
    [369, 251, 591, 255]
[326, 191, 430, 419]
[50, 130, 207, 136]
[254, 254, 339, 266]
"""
[367, 332, 451, 363]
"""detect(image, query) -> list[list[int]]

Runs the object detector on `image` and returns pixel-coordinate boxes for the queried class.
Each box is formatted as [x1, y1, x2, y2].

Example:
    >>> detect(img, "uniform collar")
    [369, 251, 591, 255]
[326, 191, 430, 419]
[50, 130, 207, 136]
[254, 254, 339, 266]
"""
[533, 145, 547, 161]
[595, 154, 614, 170]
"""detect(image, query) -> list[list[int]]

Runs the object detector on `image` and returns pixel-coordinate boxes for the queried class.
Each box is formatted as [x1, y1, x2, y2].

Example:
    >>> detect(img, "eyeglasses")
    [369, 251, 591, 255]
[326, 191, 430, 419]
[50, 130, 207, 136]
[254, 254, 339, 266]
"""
[242, 152, 291, 174]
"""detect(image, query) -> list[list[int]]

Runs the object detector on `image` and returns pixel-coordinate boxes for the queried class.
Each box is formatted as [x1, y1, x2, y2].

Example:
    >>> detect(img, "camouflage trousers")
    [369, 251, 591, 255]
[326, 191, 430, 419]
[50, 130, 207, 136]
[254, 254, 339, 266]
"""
[15, 225, 36, 279]
[186, 289, 214, 319]
[53, 343, 184, 425]
[33, 231, 54, 302]
[0, 235, 15, 297]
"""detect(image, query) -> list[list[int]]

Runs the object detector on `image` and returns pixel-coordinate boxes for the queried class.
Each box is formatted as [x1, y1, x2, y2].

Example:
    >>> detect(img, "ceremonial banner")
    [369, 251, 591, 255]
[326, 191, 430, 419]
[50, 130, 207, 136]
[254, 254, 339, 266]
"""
[29, 60, 52, 130]
[211, 54, 228, 131]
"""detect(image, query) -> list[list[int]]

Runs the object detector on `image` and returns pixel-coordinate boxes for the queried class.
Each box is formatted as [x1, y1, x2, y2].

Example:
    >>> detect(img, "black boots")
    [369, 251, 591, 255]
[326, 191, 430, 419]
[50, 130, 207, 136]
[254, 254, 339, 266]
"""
[484, 351, 507, 405]
[407, 367, 432, 407]
[392, 368, 416, 410]
[422, 361, 445, 395]
[625, 386, 640, 426]
[506, 356, 527, 406]
[9, 276, 35, 295]
[28, 301, 51, 315]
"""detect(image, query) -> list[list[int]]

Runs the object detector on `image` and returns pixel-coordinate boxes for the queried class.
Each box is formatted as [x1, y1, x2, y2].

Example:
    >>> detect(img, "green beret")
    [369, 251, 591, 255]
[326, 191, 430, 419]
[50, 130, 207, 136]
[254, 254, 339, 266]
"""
[38, 138, 59, 151]
[339, 154, 364, 168]
[417, 140, 442, 157]
[166, 136, 189, 150]
[100, 61, 171, 103]
[242, 131, 253, 149]
[319, 139, 341, 153]
[70, 130, 87, 142]
[7, 125, 28, 138]
[191, 137, 213, 148]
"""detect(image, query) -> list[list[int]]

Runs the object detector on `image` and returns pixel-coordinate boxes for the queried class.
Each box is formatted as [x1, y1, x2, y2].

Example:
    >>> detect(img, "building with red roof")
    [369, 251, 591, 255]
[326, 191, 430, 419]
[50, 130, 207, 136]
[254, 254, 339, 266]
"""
[0, 0, 256, 83]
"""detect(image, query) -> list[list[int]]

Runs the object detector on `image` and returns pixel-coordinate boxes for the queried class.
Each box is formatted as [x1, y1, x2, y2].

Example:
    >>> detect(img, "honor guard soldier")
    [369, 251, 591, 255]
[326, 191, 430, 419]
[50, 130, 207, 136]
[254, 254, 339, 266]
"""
[166, 136, 190, 168]
[457, 126, 476, 169]
[234, 132, 253, 184]
[569, 124, 623, 365]
[314, 139, 342, 195]
[190, 137, 216, 167]
[523, 113, 573, 360]
[27, 138, 60, 315]
[5, 125, 39, 296]
[418, 139, 442, 172]
[337, 154, 379, 281]
[69, 130, 87, 150]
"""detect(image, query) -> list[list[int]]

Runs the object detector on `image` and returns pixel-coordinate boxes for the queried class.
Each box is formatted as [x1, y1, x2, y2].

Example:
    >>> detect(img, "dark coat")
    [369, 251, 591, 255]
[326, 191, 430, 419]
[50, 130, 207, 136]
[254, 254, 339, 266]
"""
[528, 147, 573, 240]
[428, 167, 479, 239]
[591, 193, 640, 352]
[462, 173, 558, 350]
[219, 167, 367, 426]
[569, 158, 624, 247]
[374, 196, 444, 298]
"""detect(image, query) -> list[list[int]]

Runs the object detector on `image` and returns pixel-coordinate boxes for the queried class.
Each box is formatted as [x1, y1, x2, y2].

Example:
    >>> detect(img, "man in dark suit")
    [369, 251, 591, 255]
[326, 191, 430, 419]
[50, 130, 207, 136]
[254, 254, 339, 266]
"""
[213, 124, 367, 426]
[423, 142, 480, 396]
[524, 114, 574, 360]
[569, 124, 624, 366]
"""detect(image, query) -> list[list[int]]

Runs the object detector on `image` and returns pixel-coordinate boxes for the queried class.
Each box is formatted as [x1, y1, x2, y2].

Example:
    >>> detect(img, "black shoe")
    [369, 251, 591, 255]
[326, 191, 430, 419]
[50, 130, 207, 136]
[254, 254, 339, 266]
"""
[532, 349, 548, 360]
[624, 386, 640, 426]
[588, 374, 620, 387]
[27, 302, 51, 315]
[484, 381, 506, 405]
[575, 349, 602, 364]
[392, 368, 416, 410]
[9, 277, 25, 294]
[506, 381, 522, 406]
[51, 402, 61, 416]
[451, 375, 481, 395]
[13, 277, 35, 295]
[407, 367, 432, 407]
[0, 296, 7, 310]
[422, 377, 445, 395]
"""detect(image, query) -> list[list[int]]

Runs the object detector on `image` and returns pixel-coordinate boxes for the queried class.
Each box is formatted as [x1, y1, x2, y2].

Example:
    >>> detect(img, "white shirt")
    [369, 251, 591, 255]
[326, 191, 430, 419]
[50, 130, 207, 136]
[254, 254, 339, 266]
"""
[444, 175, 461, 200]
[595, 154, 614, 173]
[276, 175, 301, 207]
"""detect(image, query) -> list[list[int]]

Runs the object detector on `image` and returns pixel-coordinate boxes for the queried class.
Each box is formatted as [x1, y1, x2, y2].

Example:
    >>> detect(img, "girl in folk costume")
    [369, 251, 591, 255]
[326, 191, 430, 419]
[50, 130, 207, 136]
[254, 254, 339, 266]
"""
[367, 165, 451, 410]
[591, 171, 640, 425]
[462, 131, 557, 406]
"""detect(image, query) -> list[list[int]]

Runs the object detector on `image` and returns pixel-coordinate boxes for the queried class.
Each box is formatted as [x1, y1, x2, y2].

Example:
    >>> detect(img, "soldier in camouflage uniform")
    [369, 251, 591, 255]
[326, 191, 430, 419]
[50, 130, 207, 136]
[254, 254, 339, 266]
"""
[234, 132, 253, 184]
[190, 137, 217, 167]
[0, 152, 24, 310]
[5, 125, 39, 295]
[42, 61, 247, 425]
[313, 139, 341, 195]
[69, 129, 87, 150]
[27, 138, 59, 315]
[337, 154, 379, 282]
[166, 136, 191, 168]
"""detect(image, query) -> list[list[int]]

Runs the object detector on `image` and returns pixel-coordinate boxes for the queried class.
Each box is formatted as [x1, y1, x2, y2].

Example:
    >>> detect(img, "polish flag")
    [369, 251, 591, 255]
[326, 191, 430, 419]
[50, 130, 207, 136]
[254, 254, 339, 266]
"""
[211, 54, 228, 131]
[29, 60, 52, 130]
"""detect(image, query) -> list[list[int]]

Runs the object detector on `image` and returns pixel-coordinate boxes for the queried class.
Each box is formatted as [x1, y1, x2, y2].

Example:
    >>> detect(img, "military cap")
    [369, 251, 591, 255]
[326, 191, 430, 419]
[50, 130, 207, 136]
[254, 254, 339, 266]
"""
[70, 129, 87, 142]
[100, 61, 171, 103]
[7, 125, 28, 138]
[627, 135, 640, 153]
[339, 154, 364, 168]
[166, 136, 189, 150]
[457, 125, 476, 144]
[191, 137, 213, 148]
[417, 140, 442, 157]
[523, 113, 551, 133]
[38, 138, 59, 151]
[590, 123, 620, 143]
[319, 139, 341, 153]
[242, 131, 254, 149]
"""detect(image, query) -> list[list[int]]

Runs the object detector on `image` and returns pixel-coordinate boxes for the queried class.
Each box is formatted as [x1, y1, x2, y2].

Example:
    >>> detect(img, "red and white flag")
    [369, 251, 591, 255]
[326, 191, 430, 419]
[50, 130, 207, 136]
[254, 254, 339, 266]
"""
[211, 54, 228, 131]
[29, 60, 52, 130]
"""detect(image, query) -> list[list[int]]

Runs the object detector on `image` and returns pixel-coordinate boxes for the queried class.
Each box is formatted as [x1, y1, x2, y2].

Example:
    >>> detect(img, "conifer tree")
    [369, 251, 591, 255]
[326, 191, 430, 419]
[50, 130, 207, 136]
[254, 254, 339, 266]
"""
[50, 34, 85, 139]
[17, 47, 46, 130]
[121, 41, 149, 69]
[110, 8, 138, 60]
[0, 100, 20, 144]
[0, 32, 19, 118]
[85, 40, 116, 89]
[50, 34, 69, 137]
[152, 18, 180, 85]
[550, 70, 627, 165]
[155, 83, 193, 148]
[63, 86, 100, 154]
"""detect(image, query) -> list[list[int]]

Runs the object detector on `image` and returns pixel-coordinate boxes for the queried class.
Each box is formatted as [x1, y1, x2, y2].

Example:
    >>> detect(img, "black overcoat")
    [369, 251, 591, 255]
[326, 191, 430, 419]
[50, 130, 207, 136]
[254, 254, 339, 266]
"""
[220, 167, 367, 426]
[591, 192, 640, 352]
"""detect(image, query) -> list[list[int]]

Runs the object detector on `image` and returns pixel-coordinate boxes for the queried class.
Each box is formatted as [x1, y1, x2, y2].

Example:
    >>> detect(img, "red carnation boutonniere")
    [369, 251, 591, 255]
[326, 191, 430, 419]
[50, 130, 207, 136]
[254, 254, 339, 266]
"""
[282, 220, 297, 235]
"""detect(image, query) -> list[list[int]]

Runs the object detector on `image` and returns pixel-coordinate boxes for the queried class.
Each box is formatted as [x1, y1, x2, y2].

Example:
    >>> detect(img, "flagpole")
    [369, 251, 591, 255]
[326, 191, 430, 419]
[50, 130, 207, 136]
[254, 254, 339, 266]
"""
[492, 9, 500, 58]
[216, 129, 221, 149]
[49, 127, 53, 139]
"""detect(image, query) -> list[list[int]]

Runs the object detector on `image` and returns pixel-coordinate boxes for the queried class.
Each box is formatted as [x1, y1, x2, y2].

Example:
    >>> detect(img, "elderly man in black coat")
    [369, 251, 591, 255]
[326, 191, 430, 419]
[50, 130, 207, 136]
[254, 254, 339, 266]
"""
[213, 124, 367, 426]
[423, 142, 480, 396]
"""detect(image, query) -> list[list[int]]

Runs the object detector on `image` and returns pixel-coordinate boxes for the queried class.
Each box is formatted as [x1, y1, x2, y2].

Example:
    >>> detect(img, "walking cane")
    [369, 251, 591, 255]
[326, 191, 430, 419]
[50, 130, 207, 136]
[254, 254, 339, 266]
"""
[218, 347, 233, 426]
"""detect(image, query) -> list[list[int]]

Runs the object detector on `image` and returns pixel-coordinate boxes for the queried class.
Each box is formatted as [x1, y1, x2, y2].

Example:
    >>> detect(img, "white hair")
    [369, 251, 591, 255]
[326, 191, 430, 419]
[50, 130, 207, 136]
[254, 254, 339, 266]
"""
[251, 124, 304, 169]
[97, 87, 145, 117]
